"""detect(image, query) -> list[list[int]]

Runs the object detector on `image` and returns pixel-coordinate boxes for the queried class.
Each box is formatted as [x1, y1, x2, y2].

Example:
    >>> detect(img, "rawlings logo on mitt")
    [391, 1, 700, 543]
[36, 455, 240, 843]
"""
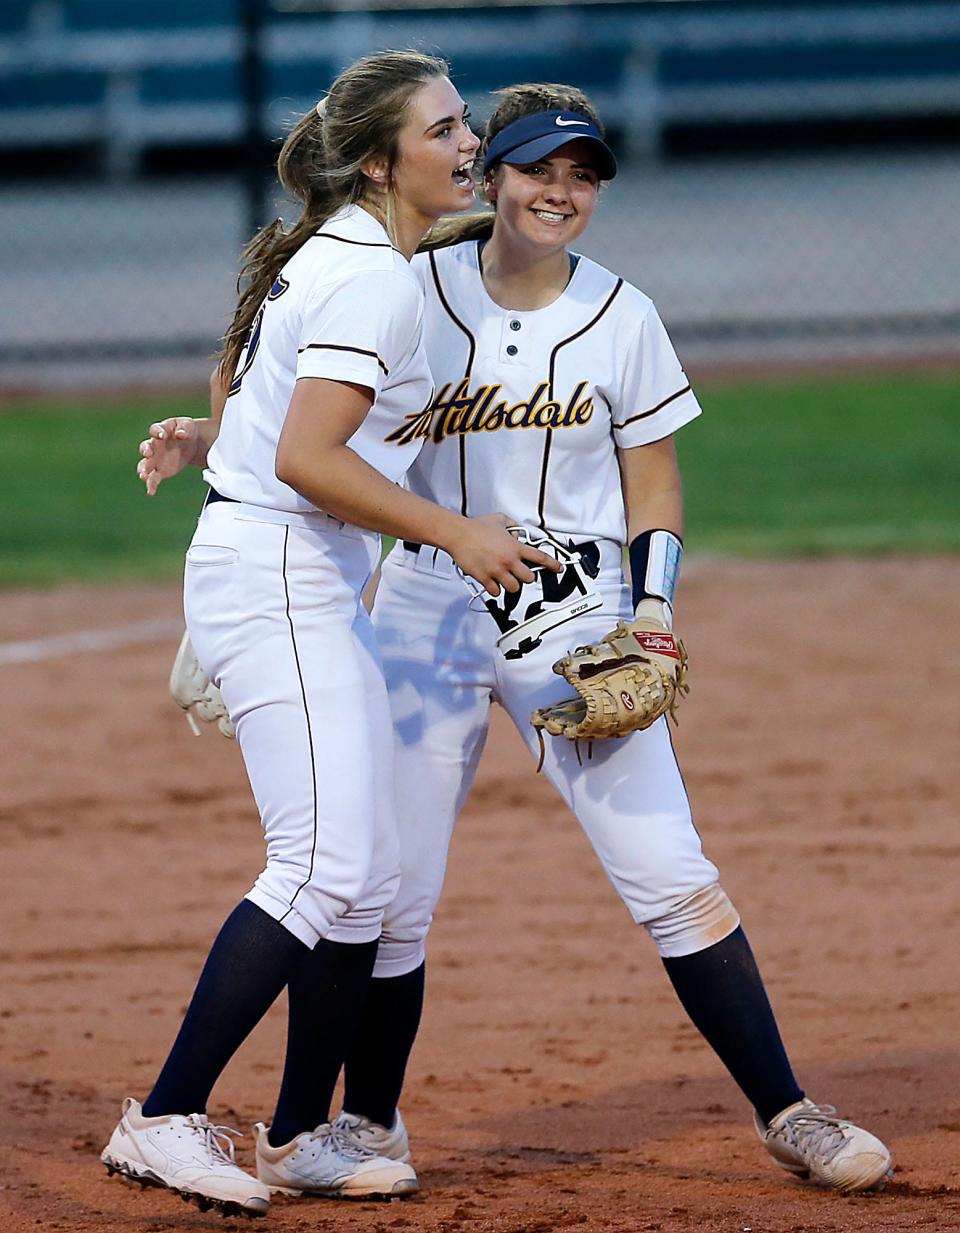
[530, 618, 688, 768]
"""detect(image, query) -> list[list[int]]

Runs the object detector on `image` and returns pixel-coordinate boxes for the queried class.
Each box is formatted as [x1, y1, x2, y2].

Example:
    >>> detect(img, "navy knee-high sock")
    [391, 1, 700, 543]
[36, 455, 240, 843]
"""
[342, 962, 426, 1129]
[267, 938, 380, 1147]
[143, 899, 307, 1118]
[662, 926, 804, 1127]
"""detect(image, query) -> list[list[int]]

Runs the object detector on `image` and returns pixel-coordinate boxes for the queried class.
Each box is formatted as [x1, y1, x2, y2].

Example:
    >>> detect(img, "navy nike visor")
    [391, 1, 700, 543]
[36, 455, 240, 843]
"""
[484, 109, 617, 180]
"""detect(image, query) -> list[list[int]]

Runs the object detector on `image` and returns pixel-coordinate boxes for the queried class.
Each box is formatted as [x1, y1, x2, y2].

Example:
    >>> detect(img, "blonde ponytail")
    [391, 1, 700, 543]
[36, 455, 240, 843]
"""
[418, 211, 495, 253]
[218, 50, 448, 382]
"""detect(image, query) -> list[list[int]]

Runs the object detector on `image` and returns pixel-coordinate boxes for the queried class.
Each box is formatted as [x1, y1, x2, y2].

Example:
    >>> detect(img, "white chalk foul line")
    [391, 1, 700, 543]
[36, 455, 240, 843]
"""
[0, 618, 183, 665]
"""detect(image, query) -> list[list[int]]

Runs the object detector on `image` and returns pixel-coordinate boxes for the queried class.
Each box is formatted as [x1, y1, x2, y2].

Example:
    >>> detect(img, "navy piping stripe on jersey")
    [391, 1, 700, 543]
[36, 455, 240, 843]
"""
[537, 278, 624, 529]
[613, 383, 692, 431]
[277, 525, 321, 924]
[315, 233, 403, 256]
[227, 305, 265, 396]
[430, 249, 477, 517]
[298, 342, 389, 377]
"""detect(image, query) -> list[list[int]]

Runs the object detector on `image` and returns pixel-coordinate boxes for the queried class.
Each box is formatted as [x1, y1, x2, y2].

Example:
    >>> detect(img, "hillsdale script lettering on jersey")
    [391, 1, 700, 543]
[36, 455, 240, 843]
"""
[384, 379, 594, 447]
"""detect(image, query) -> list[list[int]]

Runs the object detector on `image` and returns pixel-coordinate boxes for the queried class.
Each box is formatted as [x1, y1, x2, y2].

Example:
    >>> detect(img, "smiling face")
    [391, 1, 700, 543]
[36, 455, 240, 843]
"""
[485, 138, 601, 252]
[385, 75, 480, 225]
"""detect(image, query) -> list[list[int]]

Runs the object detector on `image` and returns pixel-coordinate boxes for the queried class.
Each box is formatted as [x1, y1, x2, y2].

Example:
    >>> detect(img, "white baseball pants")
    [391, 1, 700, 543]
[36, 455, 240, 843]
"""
[365, 540, 738, 975]
[184, 500, 401, 949]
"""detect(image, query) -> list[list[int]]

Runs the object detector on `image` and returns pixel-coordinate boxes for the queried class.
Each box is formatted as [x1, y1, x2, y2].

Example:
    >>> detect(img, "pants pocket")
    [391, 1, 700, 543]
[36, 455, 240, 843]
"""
[186, 545, 240, 568]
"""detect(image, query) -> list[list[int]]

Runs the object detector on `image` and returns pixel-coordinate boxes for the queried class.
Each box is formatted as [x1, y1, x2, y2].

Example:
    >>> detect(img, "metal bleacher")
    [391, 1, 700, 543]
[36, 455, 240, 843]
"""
[1, 0, 959, 172]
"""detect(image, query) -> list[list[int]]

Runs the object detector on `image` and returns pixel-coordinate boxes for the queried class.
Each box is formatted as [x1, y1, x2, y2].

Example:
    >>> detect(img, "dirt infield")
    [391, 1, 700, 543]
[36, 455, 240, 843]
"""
[2, 557, 958, 1233]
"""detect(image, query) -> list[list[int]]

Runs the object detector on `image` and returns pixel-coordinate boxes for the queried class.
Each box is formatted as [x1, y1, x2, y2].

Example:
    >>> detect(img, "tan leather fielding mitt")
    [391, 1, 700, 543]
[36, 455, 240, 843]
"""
[531, 618, 688, 765]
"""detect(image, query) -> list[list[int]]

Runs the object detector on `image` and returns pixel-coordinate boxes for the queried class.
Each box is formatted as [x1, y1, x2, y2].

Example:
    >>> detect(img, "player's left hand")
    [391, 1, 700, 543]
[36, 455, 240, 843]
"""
[531, 615, 688, 760]
[137, 417, 201, 495]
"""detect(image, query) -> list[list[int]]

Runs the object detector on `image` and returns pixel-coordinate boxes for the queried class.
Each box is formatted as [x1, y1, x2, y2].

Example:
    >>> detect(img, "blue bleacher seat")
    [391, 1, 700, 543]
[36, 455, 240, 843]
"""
[0, 68, 107, 109]
[1, 2, 959, 159]
[266, 60, 339, 102]
[62, 0, 238, 32]
[0, 1, 32, 35]
[140, 63, 240, 106]
[449, 49, 627, 98]
[661, 39, 960, 86]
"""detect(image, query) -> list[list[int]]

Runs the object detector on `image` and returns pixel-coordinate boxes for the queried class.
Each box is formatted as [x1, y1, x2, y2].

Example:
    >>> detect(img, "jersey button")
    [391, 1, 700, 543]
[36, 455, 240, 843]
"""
[506, 344, 518, 356]
[509, 319, 521, 331]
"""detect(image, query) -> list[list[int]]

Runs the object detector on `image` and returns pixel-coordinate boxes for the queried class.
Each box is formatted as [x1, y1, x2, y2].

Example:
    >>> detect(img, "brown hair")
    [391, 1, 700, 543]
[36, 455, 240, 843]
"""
[418, 82, 604, 253]
[219, 50, 448, 381]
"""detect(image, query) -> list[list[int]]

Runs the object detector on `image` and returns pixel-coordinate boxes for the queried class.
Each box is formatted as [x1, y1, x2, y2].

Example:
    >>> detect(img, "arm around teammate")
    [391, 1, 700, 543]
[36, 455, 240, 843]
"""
[104, 52, 554, 1221]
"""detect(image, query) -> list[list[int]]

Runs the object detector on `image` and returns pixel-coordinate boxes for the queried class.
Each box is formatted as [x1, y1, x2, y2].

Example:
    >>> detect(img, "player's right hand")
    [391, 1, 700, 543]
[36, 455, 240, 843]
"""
[137, 417, 200, 495]
[448, 514, 563, 597]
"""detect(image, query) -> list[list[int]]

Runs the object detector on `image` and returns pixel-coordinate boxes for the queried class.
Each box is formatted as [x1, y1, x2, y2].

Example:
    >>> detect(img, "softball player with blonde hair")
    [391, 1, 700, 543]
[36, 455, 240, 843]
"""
[105, 53, 558, 1219]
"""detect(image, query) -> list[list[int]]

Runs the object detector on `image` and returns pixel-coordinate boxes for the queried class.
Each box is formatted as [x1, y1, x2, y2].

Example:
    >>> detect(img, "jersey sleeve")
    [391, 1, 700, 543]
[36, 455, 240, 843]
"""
[295, 269, 422, 397]
[609, 303, 702, 449]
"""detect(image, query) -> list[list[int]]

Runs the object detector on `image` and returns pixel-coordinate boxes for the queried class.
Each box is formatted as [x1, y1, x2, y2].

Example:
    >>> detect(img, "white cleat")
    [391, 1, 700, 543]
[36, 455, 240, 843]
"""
[333, 1109, 412, 1163]
[254, 1119, 418, 1199]
[101, 1096, 270, 1217]
[756, 1098, 893, 1194]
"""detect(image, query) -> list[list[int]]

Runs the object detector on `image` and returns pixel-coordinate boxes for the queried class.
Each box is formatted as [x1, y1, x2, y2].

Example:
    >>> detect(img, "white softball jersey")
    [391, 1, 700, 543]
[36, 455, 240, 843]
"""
[393, 239, 701, 546]
[205, 203, 433, 511]
[347, 239, 738, 973]
[186, 204, 438, 949]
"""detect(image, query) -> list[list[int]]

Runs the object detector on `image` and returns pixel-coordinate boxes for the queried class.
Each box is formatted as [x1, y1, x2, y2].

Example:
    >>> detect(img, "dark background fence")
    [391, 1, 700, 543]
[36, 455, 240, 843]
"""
[2, 0, 959, 387]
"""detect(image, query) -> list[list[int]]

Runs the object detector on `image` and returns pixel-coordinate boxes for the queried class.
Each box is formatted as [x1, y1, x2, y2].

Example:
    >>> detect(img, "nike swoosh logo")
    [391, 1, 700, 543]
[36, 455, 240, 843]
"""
[555, 118, 590, 127]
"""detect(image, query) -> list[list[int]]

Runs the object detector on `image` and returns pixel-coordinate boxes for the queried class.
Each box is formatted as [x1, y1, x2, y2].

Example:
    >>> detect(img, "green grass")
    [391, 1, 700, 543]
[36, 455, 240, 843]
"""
[1, 371, 957, 586]
[679, 372, 959, 555]
[2, 394, 209, 587]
